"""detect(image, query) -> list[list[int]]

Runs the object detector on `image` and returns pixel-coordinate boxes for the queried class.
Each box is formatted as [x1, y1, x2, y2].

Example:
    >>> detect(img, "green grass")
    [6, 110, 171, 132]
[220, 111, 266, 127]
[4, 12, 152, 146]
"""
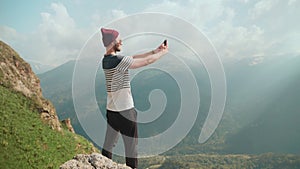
[0, 85, 98, 169]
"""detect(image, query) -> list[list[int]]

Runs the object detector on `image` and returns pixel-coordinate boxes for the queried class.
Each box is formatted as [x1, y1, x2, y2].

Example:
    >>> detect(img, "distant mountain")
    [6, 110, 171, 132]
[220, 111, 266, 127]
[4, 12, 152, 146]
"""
[223, 54, 300, 154]
[38, 53, 300, 156]
[27, 60, 56, 74]
[38, 60, 75, 115]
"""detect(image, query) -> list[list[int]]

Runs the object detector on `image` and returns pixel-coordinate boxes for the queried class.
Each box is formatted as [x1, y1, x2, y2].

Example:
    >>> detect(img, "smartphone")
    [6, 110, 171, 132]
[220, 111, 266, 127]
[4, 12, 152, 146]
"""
[163, 39, 167, 46]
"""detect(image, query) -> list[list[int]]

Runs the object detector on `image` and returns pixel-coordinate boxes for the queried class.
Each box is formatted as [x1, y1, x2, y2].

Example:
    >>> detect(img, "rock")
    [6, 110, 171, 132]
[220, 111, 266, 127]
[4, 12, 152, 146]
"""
[0, 40, 62, 131]
[60, 153, 132, 169]
[60, 159, 94, 169]
[62, 118, 75, 133]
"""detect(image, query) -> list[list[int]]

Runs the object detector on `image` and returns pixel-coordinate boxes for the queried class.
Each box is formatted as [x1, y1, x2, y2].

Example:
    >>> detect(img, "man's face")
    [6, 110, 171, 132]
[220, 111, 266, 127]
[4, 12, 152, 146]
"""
[114, 39, 122, 52]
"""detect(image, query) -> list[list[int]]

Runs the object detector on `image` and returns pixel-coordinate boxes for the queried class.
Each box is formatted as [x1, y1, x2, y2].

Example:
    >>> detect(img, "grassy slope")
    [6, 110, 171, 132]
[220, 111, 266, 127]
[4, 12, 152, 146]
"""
[0, 85, 98, 169]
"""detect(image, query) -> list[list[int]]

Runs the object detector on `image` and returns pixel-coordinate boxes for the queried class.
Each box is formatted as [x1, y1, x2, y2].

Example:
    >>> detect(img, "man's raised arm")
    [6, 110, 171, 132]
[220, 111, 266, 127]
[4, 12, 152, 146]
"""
[130, 43, 168, 69]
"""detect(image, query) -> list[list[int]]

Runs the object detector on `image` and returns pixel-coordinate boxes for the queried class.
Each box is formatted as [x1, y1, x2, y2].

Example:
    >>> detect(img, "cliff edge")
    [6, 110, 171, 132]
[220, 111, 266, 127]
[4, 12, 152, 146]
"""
[0, 40, 61, 131]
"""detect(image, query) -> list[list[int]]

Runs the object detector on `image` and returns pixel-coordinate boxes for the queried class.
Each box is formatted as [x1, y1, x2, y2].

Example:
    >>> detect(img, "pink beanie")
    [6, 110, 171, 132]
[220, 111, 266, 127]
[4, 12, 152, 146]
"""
[101, 28, 119, 47]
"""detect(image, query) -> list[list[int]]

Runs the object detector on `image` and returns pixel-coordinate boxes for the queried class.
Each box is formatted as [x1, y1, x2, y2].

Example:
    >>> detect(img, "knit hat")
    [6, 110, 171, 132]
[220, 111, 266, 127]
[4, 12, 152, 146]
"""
[101, 28, 119, 47]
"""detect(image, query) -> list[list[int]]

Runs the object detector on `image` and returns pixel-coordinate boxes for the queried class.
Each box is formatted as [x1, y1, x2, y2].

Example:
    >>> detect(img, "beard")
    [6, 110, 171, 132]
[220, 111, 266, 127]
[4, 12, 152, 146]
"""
[114, 44, 121, 52]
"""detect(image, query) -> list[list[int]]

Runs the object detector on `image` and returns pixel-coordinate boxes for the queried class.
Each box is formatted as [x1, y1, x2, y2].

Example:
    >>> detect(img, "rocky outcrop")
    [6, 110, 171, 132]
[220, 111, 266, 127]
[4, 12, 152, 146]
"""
[62, 118, 75, 133]
[0, 41, 135, 169]
[60, 153, 132, 169]
[0, 40, 61, 131]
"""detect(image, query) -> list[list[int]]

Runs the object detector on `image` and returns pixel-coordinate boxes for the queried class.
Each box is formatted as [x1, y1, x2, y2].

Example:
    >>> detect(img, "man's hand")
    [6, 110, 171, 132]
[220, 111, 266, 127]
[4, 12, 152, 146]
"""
[154, 40, 168, 54]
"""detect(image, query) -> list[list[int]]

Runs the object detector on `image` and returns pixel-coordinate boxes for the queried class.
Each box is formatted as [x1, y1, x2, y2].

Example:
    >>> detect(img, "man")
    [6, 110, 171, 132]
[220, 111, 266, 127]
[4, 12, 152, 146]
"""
[100, 28, 168, 169]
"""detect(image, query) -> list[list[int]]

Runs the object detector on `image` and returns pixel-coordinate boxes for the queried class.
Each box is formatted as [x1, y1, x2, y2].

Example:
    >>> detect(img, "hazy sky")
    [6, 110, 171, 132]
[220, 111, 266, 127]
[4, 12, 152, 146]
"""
[0, 0, 299, 67]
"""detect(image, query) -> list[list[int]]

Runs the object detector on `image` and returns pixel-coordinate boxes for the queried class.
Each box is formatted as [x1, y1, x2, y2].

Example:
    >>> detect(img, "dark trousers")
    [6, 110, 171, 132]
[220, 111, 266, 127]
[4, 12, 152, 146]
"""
[102, 108, 138, 168]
